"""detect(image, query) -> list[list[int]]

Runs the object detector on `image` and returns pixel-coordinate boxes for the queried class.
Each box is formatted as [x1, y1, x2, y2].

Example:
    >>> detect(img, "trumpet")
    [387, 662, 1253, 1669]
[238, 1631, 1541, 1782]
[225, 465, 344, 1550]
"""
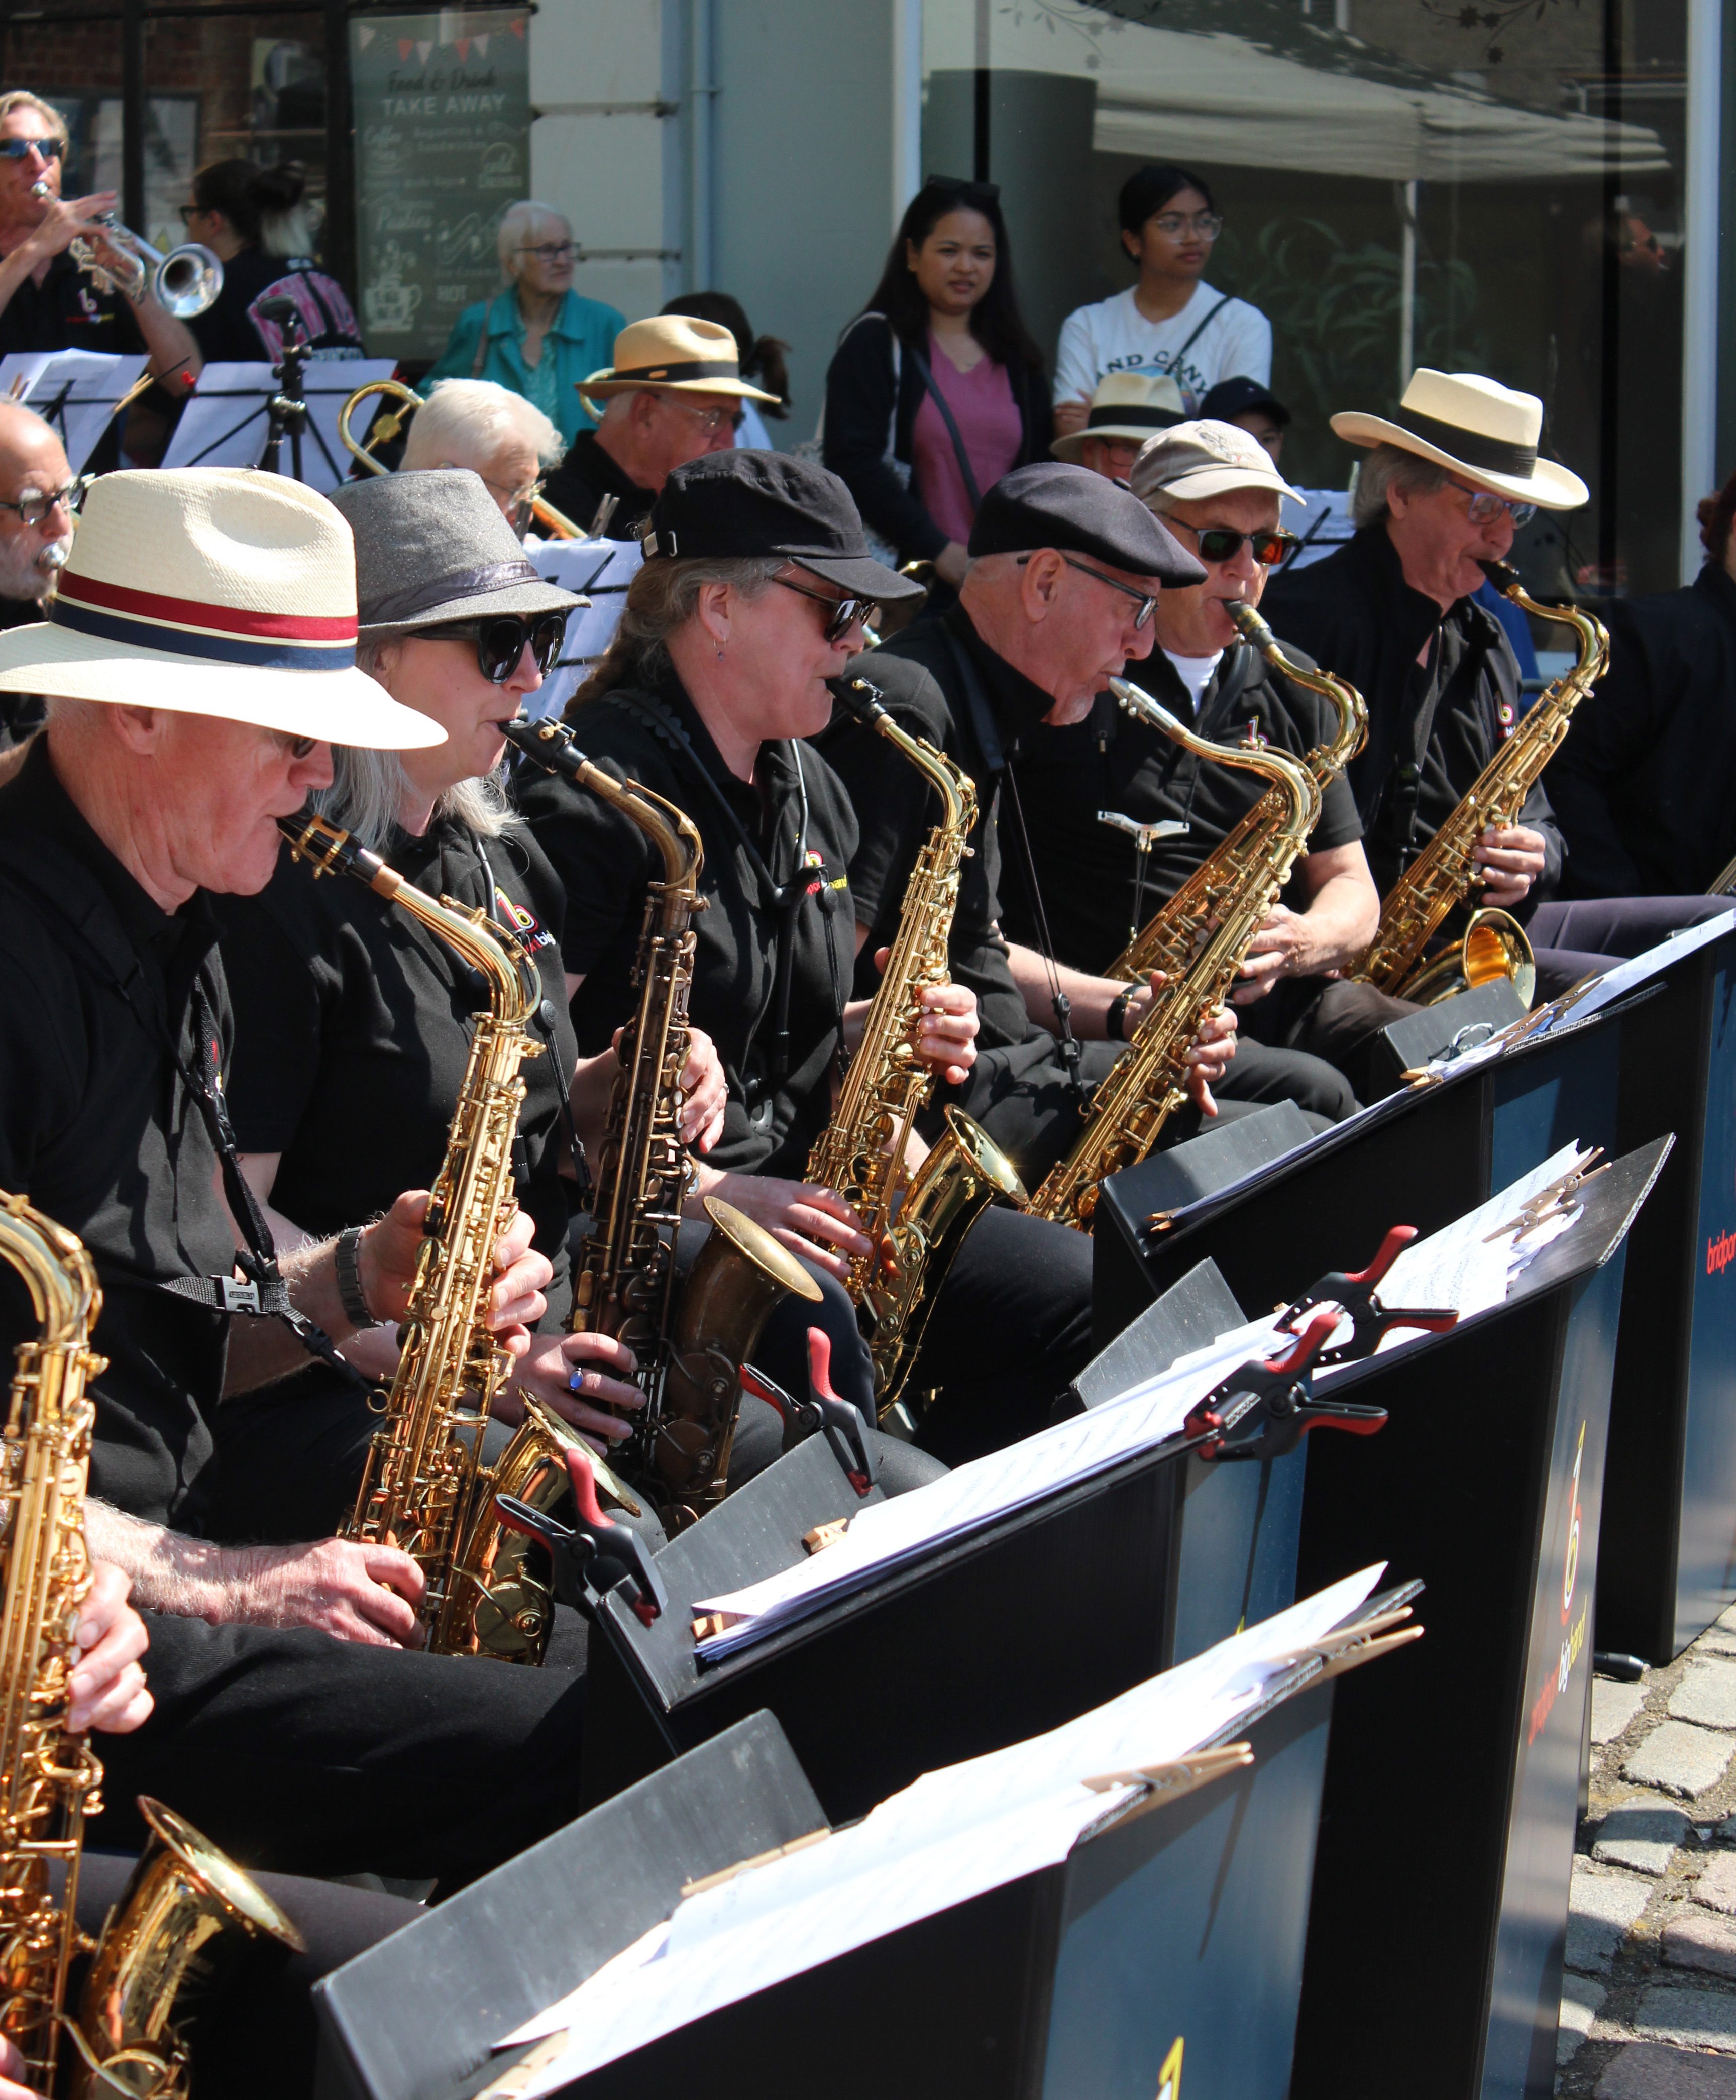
[66, 211, 222, 319]
[337, 378, 584, 539]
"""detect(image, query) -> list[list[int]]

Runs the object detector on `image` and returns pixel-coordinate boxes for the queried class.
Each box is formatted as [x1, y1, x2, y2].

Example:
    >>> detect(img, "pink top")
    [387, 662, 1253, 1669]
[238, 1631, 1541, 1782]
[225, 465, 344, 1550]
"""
[912, 334, 1022, 545]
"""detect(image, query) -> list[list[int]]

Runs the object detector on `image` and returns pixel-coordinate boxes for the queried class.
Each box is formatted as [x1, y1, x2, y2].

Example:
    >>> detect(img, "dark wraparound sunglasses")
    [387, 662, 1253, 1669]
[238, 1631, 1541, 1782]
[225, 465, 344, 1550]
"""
[418, 612, 568, 683]
[1166, 520, 1301, 569]
[0, 138, 63, 162]
[774, 575, 877, 644]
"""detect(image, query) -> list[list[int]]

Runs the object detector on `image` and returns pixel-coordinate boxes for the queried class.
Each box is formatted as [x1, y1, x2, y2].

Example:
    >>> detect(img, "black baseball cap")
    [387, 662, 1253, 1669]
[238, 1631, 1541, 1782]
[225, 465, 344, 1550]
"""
[1199, 376, 1291, 429]
[967, 461, 1205, 584]
[642, 451, 924, 601]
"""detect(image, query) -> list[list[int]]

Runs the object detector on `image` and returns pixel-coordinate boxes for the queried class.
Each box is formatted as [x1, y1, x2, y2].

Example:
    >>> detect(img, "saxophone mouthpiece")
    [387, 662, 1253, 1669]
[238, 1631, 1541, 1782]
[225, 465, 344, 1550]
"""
[841, 676, 890, 725]
[1109, 676, 1185, 738]
[1478, 558, 1522, 595]
[1225, 597, 1276, 650]
[276, 812, 395, 895]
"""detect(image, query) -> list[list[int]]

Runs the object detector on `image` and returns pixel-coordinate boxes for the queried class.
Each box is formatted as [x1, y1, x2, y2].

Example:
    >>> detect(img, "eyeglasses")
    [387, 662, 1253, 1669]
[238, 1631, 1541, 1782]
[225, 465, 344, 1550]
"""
[1446, 475, 1537, 529]
[925, 174, 1001, 207]
[0, 137, 63, 164]
[1149, 211, 1223, 241]
[1019, 552, 1158, 628]
[268, 729, 318, 761]
[660, 395, 744, 435]
[0, 480, 80, 528]
[477, 470, 546, 515]
[1164, 519, 1301, 569]
[416, 612, 569, 683]
[774, 575, 877, 644]
[519, 241, 576, 263]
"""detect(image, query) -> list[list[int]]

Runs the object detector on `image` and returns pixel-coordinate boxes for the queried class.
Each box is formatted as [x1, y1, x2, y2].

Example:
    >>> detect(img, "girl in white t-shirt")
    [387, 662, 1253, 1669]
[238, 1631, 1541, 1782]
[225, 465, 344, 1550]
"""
[1055, 165, 1271, 436]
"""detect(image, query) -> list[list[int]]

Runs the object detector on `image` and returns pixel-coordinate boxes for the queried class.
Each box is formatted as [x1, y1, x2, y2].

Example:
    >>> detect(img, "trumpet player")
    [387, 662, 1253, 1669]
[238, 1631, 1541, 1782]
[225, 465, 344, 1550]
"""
[0, 92, 202, 419]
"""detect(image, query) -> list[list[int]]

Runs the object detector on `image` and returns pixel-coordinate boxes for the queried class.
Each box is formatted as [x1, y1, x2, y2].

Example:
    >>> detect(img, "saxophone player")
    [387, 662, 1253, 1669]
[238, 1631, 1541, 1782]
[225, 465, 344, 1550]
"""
[521, 452, 1095, 1468]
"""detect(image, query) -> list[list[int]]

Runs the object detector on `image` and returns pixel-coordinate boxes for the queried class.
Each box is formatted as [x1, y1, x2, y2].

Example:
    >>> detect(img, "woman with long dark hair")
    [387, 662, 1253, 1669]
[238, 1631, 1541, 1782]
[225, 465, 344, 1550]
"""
[1055, 163, 1270, 437]
[823, 176, 1050, 595]
[179, 158, 364, 363]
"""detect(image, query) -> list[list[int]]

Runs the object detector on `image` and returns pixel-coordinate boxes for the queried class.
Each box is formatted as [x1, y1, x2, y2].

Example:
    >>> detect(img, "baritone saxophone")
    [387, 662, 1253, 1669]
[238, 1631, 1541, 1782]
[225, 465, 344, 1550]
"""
[502, 717, 818, 1538]
[0, 1190, 303, 2097]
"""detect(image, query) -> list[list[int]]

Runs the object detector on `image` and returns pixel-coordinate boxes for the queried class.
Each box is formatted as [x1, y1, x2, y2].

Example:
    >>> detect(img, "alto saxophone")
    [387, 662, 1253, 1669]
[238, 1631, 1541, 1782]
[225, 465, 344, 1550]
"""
[1104, 601, 1367, 984]
[0, 1190, 303, 2097]
[1348, 558, 1610, 1006]
[1027, 679, 1321, 1231]
[277, 814, 574, 1660]
[808, 679, 1024, 1414]
[503, 717, 818, 1536]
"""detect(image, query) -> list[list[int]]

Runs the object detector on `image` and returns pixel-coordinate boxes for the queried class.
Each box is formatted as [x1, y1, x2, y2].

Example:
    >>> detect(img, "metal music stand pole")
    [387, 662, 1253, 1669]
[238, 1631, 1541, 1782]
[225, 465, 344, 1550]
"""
[256, 297, 310, 480]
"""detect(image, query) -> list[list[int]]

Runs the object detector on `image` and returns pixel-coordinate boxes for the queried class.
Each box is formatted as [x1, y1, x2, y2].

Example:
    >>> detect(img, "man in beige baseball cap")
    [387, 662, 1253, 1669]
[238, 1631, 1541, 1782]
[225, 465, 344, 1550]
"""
[542, 312, 781, 542]
[1051, 371, 1185, 478]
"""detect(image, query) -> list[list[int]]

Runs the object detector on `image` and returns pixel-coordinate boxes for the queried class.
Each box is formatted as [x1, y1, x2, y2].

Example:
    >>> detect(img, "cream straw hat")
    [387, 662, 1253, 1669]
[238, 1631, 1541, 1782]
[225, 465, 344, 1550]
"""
[1331, 369, 1588, 511]
[581, 314, 781, 403]
[0, 468, 444, 748]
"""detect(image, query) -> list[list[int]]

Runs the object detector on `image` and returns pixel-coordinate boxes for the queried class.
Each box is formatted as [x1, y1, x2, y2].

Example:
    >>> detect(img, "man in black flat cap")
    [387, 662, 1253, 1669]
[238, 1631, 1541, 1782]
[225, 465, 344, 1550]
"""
[824, 460, 1349, 1190]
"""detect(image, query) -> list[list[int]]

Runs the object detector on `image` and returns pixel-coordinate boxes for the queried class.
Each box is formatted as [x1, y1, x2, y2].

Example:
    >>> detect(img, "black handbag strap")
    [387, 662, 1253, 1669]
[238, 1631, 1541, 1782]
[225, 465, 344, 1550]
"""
[905, 339, 984, 516]
[1173, 291, 1235, 369]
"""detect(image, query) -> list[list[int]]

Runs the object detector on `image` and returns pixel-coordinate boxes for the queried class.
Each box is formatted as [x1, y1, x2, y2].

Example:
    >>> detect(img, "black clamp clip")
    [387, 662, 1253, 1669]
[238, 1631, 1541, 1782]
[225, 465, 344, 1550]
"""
[740, 1329, 878, 1497]
[1275, 1225, 1459, 1367]
[1182, 1310, 1387, 1463]
[495, 1448, 669, 1627]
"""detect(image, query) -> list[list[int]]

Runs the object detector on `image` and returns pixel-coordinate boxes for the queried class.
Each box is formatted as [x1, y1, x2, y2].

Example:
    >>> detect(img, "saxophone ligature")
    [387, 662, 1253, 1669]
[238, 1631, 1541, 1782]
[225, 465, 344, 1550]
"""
[807, 679, 1024, 1414]
[1348, 558, 1609, 1006]
[1027, 678, 1322, 1230]
[501, 716, 818, 1536]
[0, 1190, 303, 2097]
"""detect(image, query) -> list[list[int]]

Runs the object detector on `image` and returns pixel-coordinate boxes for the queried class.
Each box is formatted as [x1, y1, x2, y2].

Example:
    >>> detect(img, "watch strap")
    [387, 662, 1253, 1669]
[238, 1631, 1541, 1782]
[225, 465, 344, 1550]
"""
[334, 1225, 373, 1328]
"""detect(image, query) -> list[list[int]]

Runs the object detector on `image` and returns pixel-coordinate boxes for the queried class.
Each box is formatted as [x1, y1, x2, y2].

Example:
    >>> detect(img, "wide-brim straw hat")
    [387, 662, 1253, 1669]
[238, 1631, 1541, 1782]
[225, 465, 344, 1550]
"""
[1051, 371, 1187, 464]
[0, 469, 443, 748]
[1332, 368, 1588, 511]
[328, 470, 583, 641]
[582, 314, 781, 403]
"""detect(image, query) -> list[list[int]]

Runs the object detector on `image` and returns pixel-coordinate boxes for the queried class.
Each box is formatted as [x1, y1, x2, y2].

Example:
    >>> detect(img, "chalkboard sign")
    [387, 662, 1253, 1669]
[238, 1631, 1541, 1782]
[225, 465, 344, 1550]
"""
[350, 8, 531, 361]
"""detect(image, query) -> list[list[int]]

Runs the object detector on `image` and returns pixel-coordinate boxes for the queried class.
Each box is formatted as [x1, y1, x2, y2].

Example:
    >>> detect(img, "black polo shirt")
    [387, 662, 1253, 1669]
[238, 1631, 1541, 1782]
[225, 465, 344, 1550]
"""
[0, 246, 142, 360]
[517, 677, 858, 1179]
[541, 432, 655, 543]
[1002, 641, 1365, 977]
[219, 815, 580, 1325]
[0, 739, 234, 1529]
[818, 607, 1048, 1056]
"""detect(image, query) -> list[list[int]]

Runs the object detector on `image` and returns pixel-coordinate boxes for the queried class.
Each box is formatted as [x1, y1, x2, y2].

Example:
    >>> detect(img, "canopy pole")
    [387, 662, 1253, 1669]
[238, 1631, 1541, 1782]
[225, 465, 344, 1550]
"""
[1680, 0, 1721, 583]
[1396, 179, 1418, 394]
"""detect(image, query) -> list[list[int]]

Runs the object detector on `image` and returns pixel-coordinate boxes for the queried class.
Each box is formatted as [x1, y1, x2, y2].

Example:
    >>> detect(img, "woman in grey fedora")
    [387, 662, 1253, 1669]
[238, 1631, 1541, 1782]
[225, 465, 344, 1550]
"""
[209, 469, 729, 1585]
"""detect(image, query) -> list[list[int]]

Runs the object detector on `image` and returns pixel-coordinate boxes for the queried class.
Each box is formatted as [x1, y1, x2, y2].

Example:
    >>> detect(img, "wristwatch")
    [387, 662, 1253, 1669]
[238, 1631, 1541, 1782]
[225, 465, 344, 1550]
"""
[334, 1225, 373, 1328]
[1106, 989, 1132, 1043]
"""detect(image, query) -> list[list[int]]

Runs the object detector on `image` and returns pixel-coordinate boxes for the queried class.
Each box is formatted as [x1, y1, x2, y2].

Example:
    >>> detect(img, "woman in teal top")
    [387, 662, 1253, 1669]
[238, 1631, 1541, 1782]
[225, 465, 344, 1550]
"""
[419, 200, 623, 448]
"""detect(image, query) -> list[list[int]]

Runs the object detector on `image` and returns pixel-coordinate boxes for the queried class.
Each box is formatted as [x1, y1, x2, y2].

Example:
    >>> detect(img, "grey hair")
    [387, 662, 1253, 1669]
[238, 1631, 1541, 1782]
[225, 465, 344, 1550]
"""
[574, 555, 785, 711]
[1351, 443, 1451, 528]
[309, 637, 519, 852]
[496, 199, 570, 282]
[404, 377, 564, 472]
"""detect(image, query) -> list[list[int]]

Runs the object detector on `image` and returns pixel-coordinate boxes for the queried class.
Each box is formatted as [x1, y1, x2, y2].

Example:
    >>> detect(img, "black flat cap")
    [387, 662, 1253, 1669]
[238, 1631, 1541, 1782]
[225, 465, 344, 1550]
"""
[967, 461, 1205, 584]
[644, 451, 924, 601]
[1199, 376, 1291, 428]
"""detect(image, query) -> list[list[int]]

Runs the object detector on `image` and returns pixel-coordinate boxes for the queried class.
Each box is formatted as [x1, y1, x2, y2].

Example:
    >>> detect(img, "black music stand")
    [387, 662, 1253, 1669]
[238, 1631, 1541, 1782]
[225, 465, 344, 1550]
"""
[1289, 1136, 1669, 2100]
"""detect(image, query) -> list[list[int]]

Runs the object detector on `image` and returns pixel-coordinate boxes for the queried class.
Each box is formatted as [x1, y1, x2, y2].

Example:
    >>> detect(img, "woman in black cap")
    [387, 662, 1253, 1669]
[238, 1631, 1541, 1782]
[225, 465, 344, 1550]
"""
[520, 448, 1097, 1467]
[212, 469, 722, 1562]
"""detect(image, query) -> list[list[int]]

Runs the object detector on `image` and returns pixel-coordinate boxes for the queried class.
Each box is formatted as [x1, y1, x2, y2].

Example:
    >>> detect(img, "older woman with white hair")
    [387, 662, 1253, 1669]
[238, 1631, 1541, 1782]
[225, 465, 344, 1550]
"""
[402, 376, 563, 535]
[418, 200, 622, 447]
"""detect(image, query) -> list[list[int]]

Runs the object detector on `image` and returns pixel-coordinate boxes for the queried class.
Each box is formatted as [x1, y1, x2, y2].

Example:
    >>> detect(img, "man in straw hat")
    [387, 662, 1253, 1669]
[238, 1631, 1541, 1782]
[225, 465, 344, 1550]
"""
[541, 311, 782, 541]
[0, 467, 594, 1886]
[1263, 368, 1730, 1062]
[1051, 371, 1185, 481]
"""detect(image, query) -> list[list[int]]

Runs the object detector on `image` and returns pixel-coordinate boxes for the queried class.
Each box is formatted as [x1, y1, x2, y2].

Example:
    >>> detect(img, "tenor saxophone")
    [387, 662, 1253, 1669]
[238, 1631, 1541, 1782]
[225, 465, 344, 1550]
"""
[1104, 601, 1367, 984]
[502, 717, 818, 1537]
[1027, 680, 1321, 1231]
[807, 679, 1024, 1413]
[1348, 558, 1610, 1006]
[0, 1190, 303, 2097]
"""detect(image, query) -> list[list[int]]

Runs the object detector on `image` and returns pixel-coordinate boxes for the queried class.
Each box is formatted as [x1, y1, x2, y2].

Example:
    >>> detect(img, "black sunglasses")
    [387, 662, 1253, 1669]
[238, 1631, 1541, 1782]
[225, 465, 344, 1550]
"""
[924, 173, 1000, 206]
[774, 575, 877, 644]
[0, 137, 63, 163]
[1168, 521, 1301, 569]
[418, 612, 568, 683]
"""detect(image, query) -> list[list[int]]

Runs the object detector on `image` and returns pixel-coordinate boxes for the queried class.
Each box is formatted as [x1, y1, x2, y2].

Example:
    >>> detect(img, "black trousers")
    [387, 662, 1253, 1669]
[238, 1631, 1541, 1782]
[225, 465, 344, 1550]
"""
[71, 1849, 420, 2100]
[98, 1613, 587, 1891]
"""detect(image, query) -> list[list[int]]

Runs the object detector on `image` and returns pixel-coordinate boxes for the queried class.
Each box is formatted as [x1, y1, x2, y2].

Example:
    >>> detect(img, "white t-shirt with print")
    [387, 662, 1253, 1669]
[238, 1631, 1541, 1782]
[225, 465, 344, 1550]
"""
[1054, 282, 1273, 416]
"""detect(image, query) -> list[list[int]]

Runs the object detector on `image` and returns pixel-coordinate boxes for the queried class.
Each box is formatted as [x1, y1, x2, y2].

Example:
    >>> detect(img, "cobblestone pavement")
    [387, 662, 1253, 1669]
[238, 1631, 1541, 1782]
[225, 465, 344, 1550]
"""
[1559, 1605, 1736, 2095]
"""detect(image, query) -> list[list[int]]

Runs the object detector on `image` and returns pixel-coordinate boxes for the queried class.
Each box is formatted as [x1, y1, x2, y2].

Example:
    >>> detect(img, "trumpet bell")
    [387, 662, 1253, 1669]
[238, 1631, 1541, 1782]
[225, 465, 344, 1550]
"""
[151, 243, 223, 320]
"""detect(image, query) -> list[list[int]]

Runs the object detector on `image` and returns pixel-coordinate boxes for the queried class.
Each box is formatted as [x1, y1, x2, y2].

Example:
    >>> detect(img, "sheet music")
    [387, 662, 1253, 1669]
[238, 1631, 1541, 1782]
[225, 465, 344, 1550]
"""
[517, 535, 641, 722]
[160, 360, 397, 492]
[0, 352, 150, 473]
[503, 1566, 1387, 2089]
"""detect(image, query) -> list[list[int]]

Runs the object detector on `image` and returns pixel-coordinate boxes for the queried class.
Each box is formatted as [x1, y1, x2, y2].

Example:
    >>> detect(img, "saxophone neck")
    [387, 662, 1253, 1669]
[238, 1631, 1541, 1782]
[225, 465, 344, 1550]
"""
[1224, 599, 1369, 767]
[503, 715, 703, 907]
[1111, 675, 1317, 815]
[0, 1191, 100, 1352]
[1477, 559, 1610, 687]
[841, 678, 970, 832]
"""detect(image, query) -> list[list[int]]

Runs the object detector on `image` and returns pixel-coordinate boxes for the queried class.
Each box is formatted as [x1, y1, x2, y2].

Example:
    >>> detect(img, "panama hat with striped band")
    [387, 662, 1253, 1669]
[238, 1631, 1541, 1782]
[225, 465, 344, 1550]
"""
[0, 468, 444, 748]
[1331, 368, 1588, 511]
[1050, 372, 1186, 463]
[581, 314, 781, 402]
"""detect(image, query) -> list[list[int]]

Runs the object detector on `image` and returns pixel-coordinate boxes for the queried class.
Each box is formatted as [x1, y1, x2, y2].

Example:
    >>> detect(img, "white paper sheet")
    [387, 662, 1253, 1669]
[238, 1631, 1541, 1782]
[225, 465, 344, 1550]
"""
[517, 535, 641, 722]
[503, 1566, 1387, 2089]
[0, 351, 151, 473]
[160, 360, 397, 492]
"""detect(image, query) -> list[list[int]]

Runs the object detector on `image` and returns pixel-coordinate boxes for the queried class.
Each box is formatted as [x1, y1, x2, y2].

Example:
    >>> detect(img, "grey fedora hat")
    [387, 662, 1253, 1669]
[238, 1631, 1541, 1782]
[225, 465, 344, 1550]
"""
[328, 469, 584, 640]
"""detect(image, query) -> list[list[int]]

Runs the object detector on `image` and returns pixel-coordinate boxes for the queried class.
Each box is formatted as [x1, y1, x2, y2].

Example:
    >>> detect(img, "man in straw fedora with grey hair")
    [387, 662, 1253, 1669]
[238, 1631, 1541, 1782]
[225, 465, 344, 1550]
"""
[1262, 366, 1732, 1087]
[0, 465, 600, 1896]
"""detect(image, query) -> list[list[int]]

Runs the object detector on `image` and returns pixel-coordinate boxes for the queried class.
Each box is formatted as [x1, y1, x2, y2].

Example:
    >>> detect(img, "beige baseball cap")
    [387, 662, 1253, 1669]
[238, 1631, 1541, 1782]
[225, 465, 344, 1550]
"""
[1130, 419, 1301, 506]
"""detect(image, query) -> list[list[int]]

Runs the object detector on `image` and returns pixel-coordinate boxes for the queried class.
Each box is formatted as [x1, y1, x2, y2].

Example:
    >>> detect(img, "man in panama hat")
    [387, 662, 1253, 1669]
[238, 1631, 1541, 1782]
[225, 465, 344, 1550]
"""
[1262, 368, 1731, 1084]
[541, 310, 782, 541]
[0, 467, 595, 1889]
[1051, 370, 1186, 478]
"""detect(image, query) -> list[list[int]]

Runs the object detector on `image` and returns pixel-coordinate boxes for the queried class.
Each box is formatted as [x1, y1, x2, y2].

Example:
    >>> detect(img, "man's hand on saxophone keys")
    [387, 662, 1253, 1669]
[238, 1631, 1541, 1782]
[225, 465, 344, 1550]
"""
[1470, 823, 1548, 909]
[1109, 972, 1239, 1113]
[356, 1192, 551, 1350]
[842, 950, 981, 1088]
[67, 1561, 152, 1735]
[497, 1330, 646, 1452]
